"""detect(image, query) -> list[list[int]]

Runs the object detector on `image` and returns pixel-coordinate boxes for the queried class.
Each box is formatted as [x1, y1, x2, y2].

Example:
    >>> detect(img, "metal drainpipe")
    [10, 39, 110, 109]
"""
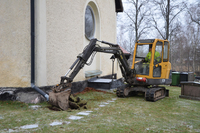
[30, 0, 49, 101]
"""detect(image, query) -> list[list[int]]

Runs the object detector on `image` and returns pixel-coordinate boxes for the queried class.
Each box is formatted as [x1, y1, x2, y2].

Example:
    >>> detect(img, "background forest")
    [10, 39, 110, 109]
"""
[117, 0, 200, 75]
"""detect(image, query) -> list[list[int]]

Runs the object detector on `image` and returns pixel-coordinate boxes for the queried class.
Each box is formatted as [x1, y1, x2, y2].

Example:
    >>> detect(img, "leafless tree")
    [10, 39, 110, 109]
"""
[170, 12, 200, 72]
[117, 19, 135, 66]
[117, 20, 127, 47]
[168, 22, 182, 70]
[151, 0, 186, 40]
[186, 3, 200, 72]
[125, 0, 151, 42]
[188, 1, 200, 26]
[123, 29, 135, 66]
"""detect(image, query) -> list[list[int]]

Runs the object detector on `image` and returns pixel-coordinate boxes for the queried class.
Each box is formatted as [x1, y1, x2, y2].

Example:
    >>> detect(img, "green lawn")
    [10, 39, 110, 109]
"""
[0, 86, 200, 133]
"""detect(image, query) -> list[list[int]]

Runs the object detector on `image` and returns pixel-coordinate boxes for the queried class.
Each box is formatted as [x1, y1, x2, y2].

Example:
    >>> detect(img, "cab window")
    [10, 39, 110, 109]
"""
[154, 41, 162, 64]
[153, 41, 163, 77]
[163, 41, 169, 62]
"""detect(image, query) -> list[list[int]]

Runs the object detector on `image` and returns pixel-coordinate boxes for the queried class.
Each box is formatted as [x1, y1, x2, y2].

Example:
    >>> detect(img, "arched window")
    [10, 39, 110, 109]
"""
[85, 5, 95, 40]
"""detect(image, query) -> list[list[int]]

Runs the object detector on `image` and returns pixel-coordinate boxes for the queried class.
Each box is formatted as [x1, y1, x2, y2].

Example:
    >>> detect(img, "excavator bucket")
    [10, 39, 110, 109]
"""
[48, 82, 87, 110]
[48, 83, 72, 111]
[49, 89, 71, 110]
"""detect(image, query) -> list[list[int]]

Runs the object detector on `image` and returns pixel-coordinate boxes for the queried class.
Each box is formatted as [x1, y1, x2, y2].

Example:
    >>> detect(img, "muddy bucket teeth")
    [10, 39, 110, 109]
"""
[51, 82, 72, 93]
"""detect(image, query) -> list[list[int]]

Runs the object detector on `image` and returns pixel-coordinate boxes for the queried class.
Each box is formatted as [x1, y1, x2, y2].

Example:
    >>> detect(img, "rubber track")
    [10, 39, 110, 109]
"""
[145, 87, 166, 102]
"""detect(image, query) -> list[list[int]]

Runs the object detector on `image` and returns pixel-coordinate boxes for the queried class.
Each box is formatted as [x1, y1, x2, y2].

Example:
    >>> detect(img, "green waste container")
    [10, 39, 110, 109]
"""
[171, 72, 180, 86]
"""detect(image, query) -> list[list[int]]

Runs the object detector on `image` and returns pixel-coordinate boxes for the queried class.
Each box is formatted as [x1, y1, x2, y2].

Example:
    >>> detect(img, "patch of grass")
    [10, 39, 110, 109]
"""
[0, 86, 200, 132]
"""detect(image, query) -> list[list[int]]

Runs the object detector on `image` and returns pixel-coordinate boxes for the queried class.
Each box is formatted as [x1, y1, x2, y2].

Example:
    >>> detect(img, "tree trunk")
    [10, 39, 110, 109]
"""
[135, 0, 138, 42]
[166, 0, 170, 40]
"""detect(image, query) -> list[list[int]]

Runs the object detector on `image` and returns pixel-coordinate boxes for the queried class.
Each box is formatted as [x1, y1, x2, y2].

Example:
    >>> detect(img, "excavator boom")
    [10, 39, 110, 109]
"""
[60, 38, 135, 86]
[49, 38, 135, 110]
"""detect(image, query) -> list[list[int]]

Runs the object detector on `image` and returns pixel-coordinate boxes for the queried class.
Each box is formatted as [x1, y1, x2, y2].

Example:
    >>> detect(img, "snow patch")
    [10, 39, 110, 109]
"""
[77, 112, 90, 116]
[85, 111, 93, 113]
[20, 124, 38, 129]
[7, 129, 15, 132]
[68, 115, 83, 120]
[102, 102, 109, 105]
[49, 121, 70, 126]
[49, 121, 63, 126]
[29, 105, 41, 110]
[107, 100, 115, 102]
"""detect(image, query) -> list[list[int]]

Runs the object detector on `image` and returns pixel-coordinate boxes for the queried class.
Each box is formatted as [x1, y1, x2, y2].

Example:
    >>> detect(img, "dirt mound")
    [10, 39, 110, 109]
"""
[74, 87, 113, 95]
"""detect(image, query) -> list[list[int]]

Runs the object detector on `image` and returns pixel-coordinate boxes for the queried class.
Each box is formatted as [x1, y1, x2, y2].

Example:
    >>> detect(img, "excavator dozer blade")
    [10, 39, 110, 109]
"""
[48, 83, 72, 111]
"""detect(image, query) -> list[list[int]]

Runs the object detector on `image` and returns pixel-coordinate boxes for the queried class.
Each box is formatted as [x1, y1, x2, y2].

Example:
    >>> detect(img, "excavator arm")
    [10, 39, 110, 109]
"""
[48, 38, 136, 110]
[60, 38, 135, 86]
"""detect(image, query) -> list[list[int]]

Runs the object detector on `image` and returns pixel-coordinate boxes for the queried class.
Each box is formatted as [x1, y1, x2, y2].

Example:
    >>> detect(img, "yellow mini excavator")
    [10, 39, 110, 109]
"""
[32, 38, 172, 110]
[116, 39, 171, 101]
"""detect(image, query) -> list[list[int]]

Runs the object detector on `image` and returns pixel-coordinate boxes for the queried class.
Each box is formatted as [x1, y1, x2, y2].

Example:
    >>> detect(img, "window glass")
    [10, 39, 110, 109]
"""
[163, 42, 169, 62]
[153, 41, 163, 77]
[136, 45, 150, 58]
[85, 6, 95, 40]
[134, 44, 151, 76]
[155, 42, 162, 63]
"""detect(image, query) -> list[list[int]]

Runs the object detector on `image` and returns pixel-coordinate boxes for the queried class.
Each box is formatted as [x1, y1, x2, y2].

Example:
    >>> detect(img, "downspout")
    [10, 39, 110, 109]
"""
[30, 0, 49, 101]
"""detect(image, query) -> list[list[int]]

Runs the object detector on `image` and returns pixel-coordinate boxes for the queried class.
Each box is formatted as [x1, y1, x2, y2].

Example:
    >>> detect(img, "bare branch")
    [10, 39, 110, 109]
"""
[188, 11, 200, 25]
[124, 11, 136, 24]
[169, 5, 186, 25]
[138, 25, 151, 39]
[151, 16, 165, 39]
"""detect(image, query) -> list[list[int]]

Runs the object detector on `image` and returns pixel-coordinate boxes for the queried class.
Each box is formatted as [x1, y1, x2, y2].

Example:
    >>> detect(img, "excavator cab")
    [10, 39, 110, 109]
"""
[132, 39, 171, 85]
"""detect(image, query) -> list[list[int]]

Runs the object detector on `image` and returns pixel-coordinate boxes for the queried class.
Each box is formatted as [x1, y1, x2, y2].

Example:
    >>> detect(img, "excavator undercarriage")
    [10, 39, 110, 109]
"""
[116, 85, 169, 102]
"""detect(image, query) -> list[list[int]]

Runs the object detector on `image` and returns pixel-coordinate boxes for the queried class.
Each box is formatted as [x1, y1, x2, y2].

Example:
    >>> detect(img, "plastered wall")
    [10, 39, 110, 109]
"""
[0, 0, 30, 87]
[46, 0, 85, 85]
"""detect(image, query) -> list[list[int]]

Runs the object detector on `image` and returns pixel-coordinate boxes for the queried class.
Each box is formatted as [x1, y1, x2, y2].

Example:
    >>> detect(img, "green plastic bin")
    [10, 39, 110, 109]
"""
[172, 72, 180, 86]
